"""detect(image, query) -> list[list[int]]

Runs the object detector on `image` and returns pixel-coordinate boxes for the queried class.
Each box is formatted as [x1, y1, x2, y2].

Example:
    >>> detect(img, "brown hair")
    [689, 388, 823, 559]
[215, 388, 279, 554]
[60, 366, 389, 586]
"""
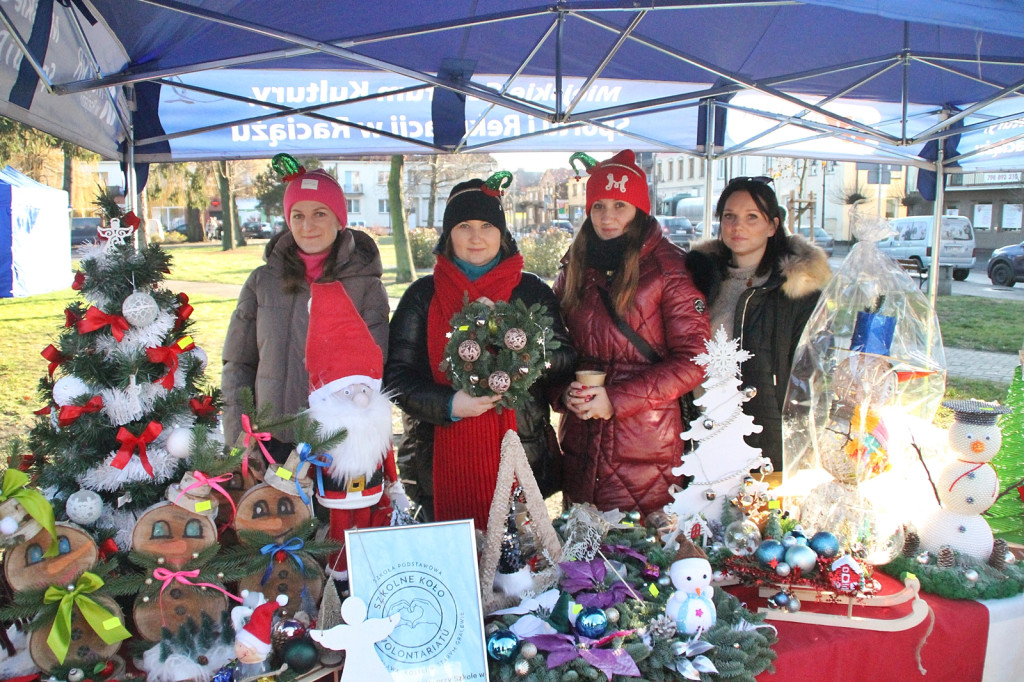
[439, 229, 518, 263]
[559, 210, 649, 317]
[280, 232, 343, 294]
[714, 179, 788, 278]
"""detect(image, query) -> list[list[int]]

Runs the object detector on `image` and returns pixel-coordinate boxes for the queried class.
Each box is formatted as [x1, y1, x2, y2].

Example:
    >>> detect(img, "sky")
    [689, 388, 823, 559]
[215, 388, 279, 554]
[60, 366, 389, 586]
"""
[492, 150, 612, 173]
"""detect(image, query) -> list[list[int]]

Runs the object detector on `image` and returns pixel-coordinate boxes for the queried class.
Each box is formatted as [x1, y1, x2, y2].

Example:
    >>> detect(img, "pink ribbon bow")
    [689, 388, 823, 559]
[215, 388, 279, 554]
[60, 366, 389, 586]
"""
[152, 567, 241, 624]
[239, 414, 275, 478]
[176, 470, 237, 524]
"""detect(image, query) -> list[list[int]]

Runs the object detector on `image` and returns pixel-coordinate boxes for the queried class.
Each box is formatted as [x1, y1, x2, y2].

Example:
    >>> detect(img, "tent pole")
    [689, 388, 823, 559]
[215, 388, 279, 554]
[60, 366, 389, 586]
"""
[125, 116, 138, 240]
[928, 140, 944, 309]
[703, 100, 715, 234]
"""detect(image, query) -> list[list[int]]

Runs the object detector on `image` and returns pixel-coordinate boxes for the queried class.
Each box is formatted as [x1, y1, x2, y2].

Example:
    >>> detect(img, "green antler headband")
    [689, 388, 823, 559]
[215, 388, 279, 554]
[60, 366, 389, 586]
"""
[271, 153, 306, 182]
[569, 152, 598, 178]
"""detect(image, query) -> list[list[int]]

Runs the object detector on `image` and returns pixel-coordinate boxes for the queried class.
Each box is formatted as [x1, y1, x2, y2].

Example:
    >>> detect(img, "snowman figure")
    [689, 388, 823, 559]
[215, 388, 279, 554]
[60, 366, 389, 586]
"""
[919, 399, 1010, 561]
[664, 539, 717, 635]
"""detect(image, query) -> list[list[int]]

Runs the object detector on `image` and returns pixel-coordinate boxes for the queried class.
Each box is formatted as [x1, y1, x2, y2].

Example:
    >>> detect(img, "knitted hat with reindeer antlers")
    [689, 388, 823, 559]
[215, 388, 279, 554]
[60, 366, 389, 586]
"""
[570, 149, 650, 215]
[435, 171, 513, 255]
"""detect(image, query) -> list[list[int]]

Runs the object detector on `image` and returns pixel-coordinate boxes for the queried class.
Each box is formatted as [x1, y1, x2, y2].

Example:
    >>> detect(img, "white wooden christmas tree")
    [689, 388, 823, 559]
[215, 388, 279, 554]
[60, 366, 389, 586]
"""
[666, 326, 770, 526]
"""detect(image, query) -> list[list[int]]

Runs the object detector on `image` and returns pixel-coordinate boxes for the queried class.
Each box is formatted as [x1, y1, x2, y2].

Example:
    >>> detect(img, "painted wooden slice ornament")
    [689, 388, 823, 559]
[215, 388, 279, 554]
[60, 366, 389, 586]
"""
[238, 559, 323, 618]
[4, 523, 98, 592]
[234, 483, 311, 539]
[131, 501, 218, 568]
[28, 594, 124, 672]
[133, 581, 229, 641]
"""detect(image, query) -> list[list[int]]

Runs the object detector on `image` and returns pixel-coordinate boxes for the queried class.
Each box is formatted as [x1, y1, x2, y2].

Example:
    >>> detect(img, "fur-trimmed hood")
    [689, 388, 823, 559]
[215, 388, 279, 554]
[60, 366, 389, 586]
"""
[686, 233, 831, 301]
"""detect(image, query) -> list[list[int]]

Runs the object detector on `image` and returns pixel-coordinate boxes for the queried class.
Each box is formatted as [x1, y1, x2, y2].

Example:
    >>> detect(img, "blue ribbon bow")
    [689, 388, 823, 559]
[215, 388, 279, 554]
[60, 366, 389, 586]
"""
[259, 537, 305, 585]
[295, 442, 333, 505]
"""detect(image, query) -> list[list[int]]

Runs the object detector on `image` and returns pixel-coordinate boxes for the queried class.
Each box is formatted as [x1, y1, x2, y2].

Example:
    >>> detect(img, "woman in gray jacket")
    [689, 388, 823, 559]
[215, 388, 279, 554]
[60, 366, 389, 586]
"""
[221, 167, 389, 449]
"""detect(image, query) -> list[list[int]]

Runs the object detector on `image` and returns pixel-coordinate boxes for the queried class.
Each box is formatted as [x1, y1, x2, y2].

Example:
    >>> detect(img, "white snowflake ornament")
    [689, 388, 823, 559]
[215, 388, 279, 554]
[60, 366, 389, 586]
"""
[693, 327, 751, 379]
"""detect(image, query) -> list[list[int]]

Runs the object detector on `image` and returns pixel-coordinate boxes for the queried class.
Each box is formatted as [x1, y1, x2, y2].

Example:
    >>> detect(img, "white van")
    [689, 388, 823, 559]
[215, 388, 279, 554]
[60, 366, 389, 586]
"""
[878, 215, 975, 281]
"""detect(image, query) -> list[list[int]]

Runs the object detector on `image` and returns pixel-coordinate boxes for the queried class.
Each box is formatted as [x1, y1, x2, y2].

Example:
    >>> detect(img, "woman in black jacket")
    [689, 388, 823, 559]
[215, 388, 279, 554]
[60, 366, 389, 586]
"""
[384, 177, 576, 527]
[686, 177, 831, 471]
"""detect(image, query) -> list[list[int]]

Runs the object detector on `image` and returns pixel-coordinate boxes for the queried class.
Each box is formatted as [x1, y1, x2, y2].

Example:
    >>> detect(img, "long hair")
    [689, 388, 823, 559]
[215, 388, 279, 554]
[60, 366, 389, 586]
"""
[714, 179, 788, 277]
[280, 232, 343, 294]
[560, 209, 649, 317]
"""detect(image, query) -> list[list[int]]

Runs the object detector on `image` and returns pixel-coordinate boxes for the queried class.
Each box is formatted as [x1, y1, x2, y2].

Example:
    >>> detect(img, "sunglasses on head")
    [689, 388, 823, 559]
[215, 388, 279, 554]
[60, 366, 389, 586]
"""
[727, 175, 774, 185]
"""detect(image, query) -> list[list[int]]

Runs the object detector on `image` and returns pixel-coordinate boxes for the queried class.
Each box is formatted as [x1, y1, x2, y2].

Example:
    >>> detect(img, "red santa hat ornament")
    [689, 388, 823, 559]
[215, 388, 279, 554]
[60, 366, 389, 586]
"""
[306, 282, 383, 406]
[235, 593, 288, 657]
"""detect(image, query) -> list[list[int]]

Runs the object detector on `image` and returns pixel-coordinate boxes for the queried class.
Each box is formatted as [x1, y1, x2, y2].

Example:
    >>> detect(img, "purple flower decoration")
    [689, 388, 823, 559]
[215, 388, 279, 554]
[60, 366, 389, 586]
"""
[560, 558, 636, 608]
[601, 543, 648, 563]
[529, 631, 641, 680]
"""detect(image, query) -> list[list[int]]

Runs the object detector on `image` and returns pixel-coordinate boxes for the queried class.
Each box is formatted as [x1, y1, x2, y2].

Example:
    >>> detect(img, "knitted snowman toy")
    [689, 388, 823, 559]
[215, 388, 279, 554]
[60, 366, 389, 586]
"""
[919, 399, 1010, 561]
[664, 539, 717, 635]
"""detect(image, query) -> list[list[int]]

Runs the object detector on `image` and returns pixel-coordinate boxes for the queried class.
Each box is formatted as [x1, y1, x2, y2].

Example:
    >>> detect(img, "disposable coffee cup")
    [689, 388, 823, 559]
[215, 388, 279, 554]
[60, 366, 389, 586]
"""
[575, 370, 606, 387]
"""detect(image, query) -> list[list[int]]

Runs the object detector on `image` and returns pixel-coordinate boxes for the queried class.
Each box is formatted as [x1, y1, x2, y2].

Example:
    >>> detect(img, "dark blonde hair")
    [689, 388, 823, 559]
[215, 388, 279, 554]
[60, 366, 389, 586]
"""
[559, 209, 649, 317]
[280, 232, 342, 294]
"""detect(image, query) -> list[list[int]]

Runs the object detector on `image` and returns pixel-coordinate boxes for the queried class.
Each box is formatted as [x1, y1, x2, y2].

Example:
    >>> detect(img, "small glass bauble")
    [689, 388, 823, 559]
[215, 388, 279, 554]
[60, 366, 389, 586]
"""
[784, 545, 818, 572]
[767, 591, 790, 609]
[520, 641, 538, 659]
[65, 489, 103, 525]
[775, 562, 792, 577]
[916, 551, 932, 565]
[514, 659, 530, 676]
[574, 606, 609, 639]
[964, 569, 980, 582]
[604, 607, 620, 625]
[122, 291, 159, 327]
[282, 638, 318, 674]
[487, 629, 519, 662]
[724, 519, 762, 556]
[657, 575, 671, 587]
[272, 617, 307, 649]
[809, 531, 841, 559]
[705, 489, 716, 501]
[787, 596, 802, 613]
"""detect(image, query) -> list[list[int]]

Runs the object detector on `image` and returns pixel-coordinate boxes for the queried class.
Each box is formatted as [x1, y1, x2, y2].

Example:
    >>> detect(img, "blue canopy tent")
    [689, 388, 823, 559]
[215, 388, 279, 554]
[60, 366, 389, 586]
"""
[0, 1, 1022, 248]
[0, 165, 71, 298]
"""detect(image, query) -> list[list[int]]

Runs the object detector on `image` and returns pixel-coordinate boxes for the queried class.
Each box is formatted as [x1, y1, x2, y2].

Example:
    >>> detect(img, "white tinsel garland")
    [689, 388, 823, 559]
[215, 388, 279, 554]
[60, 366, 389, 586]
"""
[78, 446, 180, 490]
[100, 383, 146, 426]
[93, 310, 177, 357]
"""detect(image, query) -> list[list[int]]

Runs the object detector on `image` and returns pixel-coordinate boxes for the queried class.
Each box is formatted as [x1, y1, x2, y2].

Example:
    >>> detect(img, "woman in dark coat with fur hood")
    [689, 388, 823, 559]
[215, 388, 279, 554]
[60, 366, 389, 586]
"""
[686, 177, 831, 471]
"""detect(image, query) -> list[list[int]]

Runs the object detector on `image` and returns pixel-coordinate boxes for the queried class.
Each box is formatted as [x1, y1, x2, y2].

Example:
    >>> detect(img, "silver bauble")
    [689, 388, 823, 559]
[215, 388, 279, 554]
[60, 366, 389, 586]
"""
[122, 291, 159, 327]
[964, 569, 980, 582]
[65, 489, 103, 525]
[520, 641, 538, 659]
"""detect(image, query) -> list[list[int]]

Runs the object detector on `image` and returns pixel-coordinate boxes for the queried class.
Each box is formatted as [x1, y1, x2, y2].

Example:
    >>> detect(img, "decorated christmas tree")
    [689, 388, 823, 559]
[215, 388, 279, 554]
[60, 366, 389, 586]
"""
[987, 364, 1024, 544]
[665, 326, 771, 529]
[25, 203, 224, 550]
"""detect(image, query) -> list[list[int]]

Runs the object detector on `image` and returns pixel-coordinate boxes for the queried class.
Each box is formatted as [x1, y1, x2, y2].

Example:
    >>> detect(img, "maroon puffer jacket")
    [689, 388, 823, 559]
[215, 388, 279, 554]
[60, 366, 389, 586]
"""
[554, 221, 710, 516]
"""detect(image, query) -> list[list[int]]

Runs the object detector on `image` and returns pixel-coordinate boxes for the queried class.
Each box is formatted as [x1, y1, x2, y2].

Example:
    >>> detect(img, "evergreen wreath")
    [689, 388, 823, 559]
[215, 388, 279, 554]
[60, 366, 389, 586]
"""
[439, 297, 561, 412]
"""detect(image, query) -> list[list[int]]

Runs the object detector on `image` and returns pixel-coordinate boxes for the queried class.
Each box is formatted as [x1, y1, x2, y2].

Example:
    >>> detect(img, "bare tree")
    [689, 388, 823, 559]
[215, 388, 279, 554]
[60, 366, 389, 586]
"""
[405, 153, 497, 229]
[389, 155, 416, 283]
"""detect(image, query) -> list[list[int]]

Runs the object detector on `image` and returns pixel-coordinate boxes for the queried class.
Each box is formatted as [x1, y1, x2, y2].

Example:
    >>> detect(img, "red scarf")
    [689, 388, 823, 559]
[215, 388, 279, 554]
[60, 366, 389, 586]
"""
[427, 254, 523, 530]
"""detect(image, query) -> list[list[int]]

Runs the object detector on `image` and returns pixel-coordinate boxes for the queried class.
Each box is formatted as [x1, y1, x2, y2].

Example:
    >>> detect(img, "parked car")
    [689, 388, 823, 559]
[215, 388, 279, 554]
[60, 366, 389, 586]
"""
[655, 215, 697, 248]
[877, 215, 975, 281]
[550, 219, 574, 235]
[694, 221, 719, 239]
[242, 219, 272, 238]
[70, 217, 101, 245]
[987, 241, 1024, 287]
[797, 226, 835, 256]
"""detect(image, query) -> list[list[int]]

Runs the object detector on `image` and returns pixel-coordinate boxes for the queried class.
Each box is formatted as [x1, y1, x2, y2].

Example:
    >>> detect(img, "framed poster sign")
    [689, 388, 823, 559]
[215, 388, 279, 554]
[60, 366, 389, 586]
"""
[345, 520, 489, 682]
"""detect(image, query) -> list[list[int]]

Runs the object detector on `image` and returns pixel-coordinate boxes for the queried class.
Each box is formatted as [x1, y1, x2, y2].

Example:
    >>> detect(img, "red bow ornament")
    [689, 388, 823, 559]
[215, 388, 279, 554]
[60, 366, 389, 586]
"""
[41, 344, 67, 377]
[189, 395, 217, 418]
[175, 293, 194, 330]
[121, 211, 141, 230]
[58, 395, 104, 427]
[71, 272, 85, 291]
[112, 421, 162, 476]
[77, 307, 130, 342]
[64, 307, 82, 328]
[147, 337, 196, 389]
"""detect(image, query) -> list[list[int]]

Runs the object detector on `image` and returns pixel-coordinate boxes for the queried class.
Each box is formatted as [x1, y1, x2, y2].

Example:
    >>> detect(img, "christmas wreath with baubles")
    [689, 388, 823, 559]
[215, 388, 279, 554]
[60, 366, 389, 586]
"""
[440, 297, 560, 412]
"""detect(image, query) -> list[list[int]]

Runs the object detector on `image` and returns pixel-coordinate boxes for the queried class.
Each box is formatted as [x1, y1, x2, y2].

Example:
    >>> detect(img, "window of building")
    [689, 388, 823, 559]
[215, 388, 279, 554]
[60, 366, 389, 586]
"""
[657, 162, 663, 182]
[377, 171, 389, 185]
[378, 199, 389, 213]
[699, 162, 705, 178]
[688, 158, 695, 179]
[1003, 204, 1022, 230]
[346, 199, 360, 214]
[678, 160, 683, 179]
[667, 163, 673, 181]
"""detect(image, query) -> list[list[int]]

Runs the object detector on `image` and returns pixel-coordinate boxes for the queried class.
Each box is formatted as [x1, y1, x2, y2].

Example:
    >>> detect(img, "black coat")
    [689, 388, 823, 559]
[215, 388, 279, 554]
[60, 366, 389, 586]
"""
[686, 235, 831, 470]
[384, 273, 577, 518]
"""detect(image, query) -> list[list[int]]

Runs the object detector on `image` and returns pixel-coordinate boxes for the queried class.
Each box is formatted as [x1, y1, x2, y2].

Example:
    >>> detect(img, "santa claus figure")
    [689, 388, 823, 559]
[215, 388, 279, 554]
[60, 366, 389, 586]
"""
[306, 282, 407, 581]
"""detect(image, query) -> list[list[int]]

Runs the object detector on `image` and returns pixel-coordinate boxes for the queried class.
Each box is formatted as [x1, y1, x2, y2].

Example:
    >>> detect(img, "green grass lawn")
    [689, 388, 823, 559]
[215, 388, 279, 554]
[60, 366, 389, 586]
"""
[0, 240, 1019, 443]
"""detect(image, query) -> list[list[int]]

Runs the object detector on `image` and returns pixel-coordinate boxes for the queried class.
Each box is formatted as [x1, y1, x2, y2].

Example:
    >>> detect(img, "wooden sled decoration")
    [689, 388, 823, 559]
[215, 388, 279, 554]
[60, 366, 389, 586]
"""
[757, 576, 931, 632]
[479, 430, 563, 613]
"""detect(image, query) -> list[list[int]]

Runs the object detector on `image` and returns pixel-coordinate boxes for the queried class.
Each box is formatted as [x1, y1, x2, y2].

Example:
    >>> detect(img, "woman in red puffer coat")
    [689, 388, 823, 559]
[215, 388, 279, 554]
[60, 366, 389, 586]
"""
[554, 150, 710, 517]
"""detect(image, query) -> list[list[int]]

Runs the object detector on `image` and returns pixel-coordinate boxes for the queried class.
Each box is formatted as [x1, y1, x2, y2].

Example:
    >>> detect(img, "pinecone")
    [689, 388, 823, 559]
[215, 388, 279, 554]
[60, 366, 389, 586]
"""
[937, 546, 955, 568]
[989, 539, 1008, 571]
[648, 614, 678, 641]
[901, 528, 920, 557]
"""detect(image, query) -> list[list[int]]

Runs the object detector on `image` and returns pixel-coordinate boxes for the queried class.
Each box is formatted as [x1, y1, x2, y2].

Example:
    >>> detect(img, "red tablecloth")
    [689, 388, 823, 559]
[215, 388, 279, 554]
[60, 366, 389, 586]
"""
[727, 573, 990, 682]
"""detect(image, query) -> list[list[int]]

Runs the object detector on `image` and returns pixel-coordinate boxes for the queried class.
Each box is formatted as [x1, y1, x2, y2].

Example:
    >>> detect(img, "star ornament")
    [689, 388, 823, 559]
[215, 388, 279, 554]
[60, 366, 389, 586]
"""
[694, 326, 751, 378]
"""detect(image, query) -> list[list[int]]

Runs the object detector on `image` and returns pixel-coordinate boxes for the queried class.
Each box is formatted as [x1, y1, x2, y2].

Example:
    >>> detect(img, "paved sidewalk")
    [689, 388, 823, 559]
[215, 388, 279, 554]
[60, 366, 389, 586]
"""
[945, 347, 1020, 384]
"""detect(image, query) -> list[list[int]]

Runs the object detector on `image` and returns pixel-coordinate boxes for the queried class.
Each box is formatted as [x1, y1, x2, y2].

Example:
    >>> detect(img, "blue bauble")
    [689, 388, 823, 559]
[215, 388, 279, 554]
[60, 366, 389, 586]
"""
[486, 629, 520, 662]
[785, 544, 818, 572]
[767, 591, 790, 609]
[574, 606, 610, 639]
[783, 530, 808, 546]
[212, 665, 236, 682]
[809, 531, 841, 558]
[754, 539, 786, 568]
